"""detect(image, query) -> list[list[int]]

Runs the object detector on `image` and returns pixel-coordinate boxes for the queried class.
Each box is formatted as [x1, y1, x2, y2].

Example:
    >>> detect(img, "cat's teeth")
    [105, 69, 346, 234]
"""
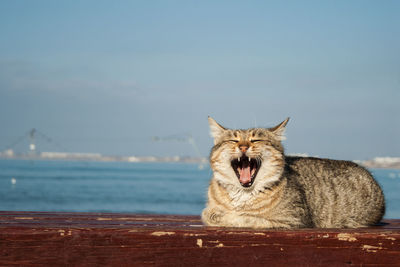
[248, 157, 251, 162]
[238, 157, 240, 162]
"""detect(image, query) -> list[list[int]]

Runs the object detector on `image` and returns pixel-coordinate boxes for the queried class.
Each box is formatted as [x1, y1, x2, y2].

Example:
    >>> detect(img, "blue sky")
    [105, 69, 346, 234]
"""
[0, 1, 399, 160]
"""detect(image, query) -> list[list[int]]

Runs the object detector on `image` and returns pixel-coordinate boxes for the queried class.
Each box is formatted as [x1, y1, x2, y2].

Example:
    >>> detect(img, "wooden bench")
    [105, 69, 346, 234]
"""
[1, 211, 399, 266]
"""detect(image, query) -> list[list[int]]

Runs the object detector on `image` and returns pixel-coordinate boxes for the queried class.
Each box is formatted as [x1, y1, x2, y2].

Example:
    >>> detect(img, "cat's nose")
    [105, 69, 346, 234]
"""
[239, 145, 248, 153]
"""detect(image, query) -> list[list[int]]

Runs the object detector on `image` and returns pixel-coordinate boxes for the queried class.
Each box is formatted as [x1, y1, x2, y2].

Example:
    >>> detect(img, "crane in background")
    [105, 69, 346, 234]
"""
[1, 129, 208, 167]
[2, 128, 67, 155]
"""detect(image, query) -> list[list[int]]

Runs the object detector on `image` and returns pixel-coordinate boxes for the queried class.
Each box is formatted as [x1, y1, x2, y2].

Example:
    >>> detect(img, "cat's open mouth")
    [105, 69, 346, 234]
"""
[231, 156, 260, 188]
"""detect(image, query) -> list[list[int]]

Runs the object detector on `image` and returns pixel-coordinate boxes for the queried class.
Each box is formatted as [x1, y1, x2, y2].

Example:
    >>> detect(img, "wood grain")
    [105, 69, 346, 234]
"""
[1, 211, 399, 266]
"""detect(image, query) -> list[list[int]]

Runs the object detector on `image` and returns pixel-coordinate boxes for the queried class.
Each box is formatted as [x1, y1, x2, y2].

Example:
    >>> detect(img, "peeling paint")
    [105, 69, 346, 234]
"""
[386, 237, 396, 241]
[317, 234, 329, 238]
[96, 217, 112, 221]
[225, 231, 269, 237]
[216, 243, 224, 247]
[183, 233, 206, 237]
[362, 244, 383, 253]
[197, 239, 203, 248]
[337, 233, 357, 242]
[14, 217, 34, 220]
[151, 231, 175, 236]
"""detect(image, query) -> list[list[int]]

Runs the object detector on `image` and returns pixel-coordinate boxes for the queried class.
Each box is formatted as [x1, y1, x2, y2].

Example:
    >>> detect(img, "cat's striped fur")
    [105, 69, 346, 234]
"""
[202, 117, 385, 229]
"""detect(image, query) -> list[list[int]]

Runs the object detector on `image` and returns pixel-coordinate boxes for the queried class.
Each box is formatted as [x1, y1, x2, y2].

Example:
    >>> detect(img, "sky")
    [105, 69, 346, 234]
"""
[0, 0, 399, 160]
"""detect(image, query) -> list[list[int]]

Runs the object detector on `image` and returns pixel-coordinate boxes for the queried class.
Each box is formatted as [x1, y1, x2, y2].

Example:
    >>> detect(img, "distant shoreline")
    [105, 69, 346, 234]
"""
[0, 152, 208, 165]
[0, 152, 399, 169]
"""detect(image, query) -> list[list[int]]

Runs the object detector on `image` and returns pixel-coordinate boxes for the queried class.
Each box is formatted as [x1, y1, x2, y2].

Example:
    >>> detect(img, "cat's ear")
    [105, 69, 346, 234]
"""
[208, 116, 227, 144]
[270, 117, 290, 141]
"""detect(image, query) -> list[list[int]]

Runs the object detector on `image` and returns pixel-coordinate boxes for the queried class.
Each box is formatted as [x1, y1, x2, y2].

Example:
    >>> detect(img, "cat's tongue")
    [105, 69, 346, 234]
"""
[239, 166, 251, 184]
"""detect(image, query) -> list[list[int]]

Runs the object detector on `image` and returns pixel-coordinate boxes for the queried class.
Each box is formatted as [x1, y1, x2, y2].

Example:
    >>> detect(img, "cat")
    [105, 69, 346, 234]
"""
[201, 117, 385, 229]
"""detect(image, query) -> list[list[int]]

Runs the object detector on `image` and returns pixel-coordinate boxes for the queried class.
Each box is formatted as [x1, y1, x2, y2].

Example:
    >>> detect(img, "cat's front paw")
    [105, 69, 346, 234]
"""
[202, 207, 225, 225]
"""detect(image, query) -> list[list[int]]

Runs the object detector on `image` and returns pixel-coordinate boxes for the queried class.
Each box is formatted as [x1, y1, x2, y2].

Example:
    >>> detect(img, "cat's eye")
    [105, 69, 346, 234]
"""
[250, 140, 264, 143]
[229, 140, 239, 143]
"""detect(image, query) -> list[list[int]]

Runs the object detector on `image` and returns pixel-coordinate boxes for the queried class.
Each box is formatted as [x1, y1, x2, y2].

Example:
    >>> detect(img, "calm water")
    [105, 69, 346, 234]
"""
[1, 159, 400, 218]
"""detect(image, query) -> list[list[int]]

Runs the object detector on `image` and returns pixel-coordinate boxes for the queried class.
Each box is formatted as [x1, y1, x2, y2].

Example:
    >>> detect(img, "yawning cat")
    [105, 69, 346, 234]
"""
[202, 117, 385, 229]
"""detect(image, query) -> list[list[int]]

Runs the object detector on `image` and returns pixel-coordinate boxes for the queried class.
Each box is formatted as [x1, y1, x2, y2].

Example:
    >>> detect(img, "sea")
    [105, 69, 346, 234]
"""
[1, 159, 400, 218]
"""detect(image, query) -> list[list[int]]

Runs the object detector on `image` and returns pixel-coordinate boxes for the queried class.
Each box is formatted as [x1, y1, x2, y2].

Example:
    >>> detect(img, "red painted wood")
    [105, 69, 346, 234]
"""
[0, 211, 399, 266]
